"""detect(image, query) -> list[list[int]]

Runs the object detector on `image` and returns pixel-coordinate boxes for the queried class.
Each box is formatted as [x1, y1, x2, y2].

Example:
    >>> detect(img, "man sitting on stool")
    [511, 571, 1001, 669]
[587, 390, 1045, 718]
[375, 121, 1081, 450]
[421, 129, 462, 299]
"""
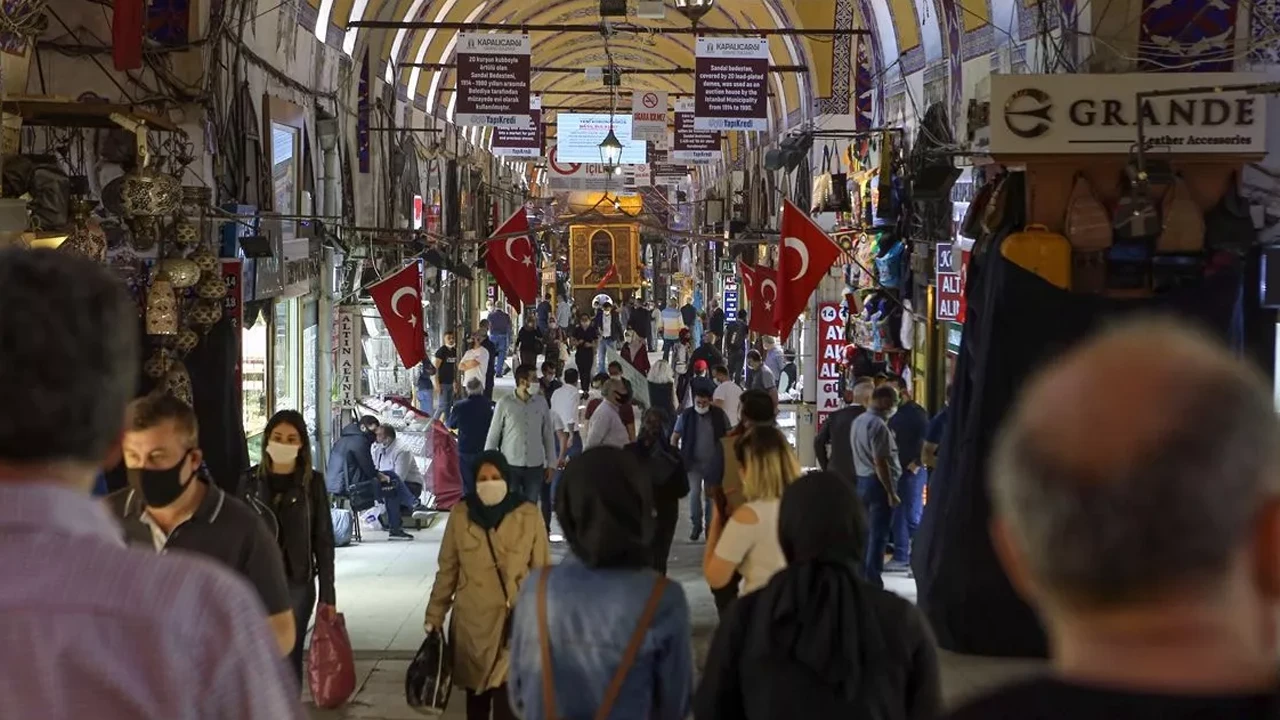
[373, 425, 429, 518]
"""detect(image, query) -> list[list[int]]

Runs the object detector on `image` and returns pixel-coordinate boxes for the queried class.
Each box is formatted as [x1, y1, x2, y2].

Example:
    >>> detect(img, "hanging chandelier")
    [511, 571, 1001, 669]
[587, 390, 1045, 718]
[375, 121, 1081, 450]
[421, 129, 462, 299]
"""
[598, 126, 624, 173]
[673, 0, 714, 27]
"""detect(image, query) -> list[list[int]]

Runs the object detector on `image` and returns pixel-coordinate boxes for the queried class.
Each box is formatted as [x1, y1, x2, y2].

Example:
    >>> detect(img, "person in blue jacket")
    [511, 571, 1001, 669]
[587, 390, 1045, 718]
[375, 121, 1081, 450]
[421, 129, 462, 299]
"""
[448, 378, 495, 497]
[670, 386, 730, 542]
[327, 415, 414, 540]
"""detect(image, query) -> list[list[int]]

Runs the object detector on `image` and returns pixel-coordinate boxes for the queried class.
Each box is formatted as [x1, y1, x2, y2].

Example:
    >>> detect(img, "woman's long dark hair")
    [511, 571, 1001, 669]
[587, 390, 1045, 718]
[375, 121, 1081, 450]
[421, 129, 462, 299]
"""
[258, 409, 314, 488]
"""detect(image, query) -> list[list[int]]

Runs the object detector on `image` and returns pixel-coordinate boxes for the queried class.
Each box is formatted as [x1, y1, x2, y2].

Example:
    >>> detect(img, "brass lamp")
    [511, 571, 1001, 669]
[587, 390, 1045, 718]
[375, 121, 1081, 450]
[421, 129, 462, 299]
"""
[673, 0, 714, 26]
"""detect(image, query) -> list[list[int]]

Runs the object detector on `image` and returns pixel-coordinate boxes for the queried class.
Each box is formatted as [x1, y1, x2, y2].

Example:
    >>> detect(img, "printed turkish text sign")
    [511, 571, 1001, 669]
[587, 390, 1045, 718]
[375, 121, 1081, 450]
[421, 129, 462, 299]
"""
[492, 96, 542, 157]
[816, 302, 845, 429]
[694, 37, 770, 132]
[672, 97, 722, 162]
[631, 90, 669, 142]
[455, 32, 532, 127]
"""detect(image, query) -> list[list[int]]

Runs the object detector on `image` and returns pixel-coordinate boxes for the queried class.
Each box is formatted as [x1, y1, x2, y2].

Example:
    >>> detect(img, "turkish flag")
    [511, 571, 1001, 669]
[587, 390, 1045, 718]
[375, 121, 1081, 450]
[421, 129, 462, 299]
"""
[486, 209, 539, 310]
[367, 263, 426, 369]
[594, 263, 618, 290]
[747, 264, 781, 336]
[775, 199, 842, 341]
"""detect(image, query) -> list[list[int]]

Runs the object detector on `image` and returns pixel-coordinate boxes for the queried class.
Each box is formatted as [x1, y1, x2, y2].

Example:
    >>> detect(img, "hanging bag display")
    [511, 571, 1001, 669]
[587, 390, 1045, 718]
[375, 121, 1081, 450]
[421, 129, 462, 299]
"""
[1156, 175, 1205, 254]
[1063, 174, 1114, 294]
[810, 145, 834, 214]
[538, 570, 669, 720]
[827, 145, 851, 212]
[1000, 224, 1073, 291]
[1204, 172, 1256, 257]
[308, 605, 357, 709]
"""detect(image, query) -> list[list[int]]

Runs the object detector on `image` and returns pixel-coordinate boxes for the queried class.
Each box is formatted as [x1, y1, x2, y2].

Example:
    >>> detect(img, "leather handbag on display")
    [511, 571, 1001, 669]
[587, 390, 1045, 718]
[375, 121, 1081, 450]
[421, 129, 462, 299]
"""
[981, 174, 1013, 237]
[1114, 165, 1162, 241]
[1063, 174, 1113, 294]
[960, 175, 999, 240]
[811, 146, 834, 214]
[1000, 224, 1072, 291]
[1204, 173, 1256, 257]
[1156, 175, 1206, 254]
[1105, 240, 1153, 292]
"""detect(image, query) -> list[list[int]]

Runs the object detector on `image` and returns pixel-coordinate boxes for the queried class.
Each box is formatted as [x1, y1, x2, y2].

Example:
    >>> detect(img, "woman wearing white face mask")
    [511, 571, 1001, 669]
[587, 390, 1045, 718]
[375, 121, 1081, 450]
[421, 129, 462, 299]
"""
[240, 410, 337, 686]
[425, 450, 550, 720]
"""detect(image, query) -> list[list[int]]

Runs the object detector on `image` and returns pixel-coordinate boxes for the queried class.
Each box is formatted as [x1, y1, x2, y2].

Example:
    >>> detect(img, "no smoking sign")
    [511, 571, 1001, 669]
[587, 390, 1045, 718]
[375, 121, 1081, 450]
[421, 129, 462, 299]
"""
[642, 92, 660, 109]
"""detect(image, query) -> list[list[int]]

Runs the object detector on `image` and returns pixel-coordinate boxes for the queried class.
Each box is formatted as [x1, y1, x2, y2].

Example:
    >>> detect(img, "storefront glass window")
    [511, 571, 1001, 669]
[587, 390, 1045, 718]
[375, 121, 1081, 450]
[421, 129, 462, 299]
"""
[242, 317, 270, 444]
[274, 299, 298, 413]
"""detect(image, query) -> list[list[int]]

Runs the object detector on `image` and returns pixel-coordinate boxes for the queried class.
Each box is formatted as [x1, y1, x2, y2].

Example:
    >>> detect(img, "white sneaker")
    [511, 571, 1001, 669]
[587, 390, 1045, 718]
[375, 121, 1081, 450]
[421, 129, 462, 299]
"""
[549, 533, 564, 543]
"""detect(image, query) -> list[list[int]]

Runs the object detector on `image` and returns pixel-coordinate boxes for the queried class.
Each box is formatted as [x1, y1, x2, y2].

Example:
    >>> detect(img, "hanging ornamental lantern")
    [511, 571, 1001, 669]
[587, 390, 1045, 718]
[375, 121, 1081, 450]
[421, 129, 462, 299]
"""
[164, 360, 194, 406]
[143, 348, 174, 380]
[145, 270, 179, 336]
[169, 326, 200, 356]
[61, 197, 107, 262]
[187, 298, 223, 333]
[196, 270, 227, 300]
[191, 239, 218, 275]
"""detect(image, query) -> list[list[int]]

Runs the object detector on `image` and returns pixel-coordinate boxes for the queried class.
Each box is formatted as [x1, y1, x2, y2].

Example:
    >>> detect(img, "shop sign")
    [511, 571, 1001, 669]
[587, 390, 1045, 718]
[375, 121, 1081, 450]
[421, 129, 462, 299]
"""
[694, 37, 770, 132]
[631, 90, 668, 142]
[724, 276, 739, 321]
[672, 98, 722, 162]
[816, 301, 845, 429]
[491, 96, 542, 157]
[991, 73, 1267, 155]
[221, 259, 243, 397]
[336, 307, 362, 407]
[936, 242, 963, 321]
[455, 32, 532, 127]
[946, 322, 963, 355]
[545, 144, 639, 193]
[652, 162, 688, 184]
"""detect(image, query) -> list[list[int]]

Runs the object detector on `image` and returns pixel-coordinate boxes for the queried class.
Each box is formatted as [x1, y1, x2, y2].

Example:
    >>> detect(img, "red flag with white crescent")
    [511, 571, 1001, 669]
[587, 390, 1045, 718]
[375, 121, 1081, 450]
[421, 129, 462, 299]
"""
[367, 263, 426, 369]
[748, 264, 781, 336]
[594, 263, 618, 290]
[486, 209, 539, 309]
[775, 199, 843, 341]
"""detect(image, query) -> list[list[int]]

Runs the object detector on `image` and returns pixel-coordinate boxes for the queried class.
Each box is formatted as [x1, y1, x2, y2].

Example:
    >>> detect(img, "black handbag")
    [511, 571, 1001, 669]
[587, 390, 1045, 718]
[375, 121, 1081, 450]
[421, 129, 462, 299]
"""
[405, 629, 453, 714]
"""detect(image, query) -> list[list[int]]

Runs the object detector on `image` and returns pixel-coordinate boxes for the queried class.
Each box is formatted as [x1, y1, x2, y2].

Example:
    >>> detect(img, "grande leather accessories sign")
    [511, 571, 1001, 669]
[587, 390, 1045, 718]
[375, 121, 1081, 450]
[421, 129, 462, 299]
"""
[694, 37, 770, 132]
[631, 90, 668, 142]
[672, 98, 722, 162]
[367, 263, 426, 369]
[455, 32, 532, 127]
[486, 209, 539, 308]
[491, 96, 542, 157]
[775, 199, 842, 341]
[991, 73, 1267, 154]
[815, 302, 845, 429]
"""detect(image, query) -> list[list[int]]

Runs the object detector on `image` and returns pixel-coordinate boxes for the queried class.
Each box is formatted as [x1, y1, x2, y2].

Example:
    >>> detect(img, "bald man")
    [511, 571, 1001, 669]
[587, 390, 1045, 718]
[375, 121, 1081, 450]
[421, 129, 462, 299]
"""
[947, 318, 1280, 720]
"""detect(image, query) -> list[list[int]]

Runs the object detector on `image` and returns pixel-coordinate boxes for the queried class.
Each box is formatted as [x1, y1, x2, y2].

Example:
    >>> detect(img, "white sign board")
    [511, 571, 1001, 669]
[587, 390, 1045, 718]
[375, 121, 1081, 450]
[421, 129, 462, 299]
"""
[991, 73, 1267, 155]
[631, 90, 668, 142]
[546, 145, 640, 194]
[336, 308, 362, 407]
[455, 32, 532, 127]
[554, 113, 647, 164]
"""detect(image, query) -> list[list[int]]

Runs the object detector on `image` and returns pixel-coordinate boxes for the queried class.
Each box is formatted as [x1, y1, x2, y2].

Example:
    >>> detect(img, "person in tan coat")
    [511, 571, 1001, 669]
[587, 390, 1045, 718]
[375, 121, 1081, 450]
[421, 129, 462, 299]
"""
[424, 450, 550, 720]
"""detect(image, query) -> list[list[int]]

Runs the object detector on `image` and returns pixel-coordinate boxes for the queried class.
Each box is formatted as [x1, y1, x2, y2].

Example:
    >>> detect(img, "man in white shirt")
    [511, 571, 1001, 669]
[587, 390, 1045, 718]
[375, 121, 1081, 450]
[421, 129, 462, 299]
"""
[584, 378, 631, 450]
[458, 332, 490, 388]
[711, 364, 744, 426]
[373, 425, 425, 491]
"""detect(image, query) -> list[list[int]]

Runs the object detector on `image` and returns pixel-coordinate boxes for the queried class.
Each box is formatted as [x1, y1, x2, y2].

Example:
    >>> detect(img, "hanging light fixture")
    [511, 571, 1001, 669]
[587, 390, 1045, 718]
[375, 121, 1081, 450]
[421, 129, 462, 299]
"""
[598, 126, 624, 172]
[673, 0, 714, 27]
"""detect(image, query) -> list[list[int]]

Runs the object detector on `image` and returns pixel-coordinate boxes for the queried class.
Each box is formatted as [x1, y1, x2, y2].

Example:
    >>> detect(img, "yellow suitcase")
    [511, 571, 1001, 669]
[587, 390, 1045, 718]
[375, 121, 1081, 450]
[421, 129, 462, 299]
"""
[1001, 224, 1073, 290]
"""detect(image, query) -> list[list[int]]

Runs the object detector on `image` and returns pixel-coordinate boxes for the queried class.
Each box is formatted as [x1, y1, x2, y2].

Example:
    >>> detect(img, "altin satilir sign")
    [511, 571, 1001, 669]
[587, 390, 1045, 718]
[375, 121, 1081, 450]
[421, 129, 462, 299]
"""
[991, 73, 1267, 155]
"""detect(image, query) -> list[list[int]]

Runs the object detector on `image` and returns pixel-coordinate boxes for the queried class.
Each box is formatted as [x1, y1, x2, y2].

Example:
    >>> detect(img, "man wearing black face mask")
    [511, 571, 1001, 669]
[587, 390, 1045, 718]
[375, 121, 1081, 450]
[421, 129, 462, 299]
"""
[106, 394, 295, 657]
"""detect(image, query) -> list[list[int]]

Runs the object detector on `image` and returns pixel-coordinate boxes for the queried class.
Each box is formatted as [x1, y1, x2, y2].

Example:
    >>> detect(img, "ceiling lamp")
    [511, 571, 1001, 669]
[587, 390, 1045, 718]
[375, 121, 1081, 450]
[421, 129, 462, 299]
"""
[674, 0, 714, 27]
[599, 126, 624, 172]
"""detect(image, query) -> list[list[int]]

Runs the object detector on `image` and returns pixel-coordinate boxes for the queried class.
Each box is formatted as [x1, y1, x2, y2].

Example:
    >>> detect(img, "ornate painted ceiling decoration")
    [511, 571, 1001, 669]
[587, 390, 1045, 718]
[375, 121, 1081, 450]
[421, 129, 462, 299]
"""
[1139, 0, 1239, 72]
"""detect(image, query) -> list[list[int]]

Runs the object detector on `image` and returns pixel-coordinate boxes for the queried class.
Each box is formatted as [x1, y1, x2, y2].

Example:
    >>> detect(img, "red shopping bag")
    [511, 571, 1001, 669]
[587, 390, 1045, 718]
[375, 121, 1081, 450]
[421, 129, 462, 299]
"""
[308, 605, 356, 709]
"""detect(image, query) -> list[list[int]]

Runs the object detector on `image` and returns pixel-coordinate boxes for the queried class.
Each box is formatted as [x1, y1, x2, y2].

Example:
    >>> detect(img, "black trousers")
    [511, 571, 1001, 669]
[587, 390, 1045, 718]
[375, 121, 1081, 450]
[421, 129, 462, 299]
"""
[289, 581, 317, 688]
[466, 684, 516, 720]
[575, 352, 593, 386]
[712, 573, 740, 618]
[652, 498, 679, 575]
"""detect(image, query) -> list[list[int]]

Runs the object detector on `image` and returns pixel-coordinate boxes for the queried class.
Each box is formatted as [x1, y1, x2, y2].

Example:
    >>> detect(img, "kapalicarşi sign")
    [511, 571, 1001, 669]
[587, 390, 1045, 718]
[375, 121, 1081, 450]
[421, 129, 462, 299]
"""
[455, 32, 531, 127]
[491, 96, 542, 157]
[673, 97, 722, 162]
[991, 73, 1267, 154]
[631, 90, 668, 142]
[694, 37, 769, 132]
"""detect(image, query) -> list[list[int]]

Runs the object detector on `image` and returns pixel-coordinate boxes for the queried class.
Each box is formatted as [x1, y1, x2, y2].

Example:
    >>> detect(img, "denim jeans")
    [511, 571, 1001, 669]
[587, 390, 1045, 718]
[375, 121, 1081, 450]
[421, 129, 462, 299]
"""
[549, 432, 582, 530]
[490, 334, 509, 376]
[287, 581, 316, 689]
[596, 338, 616, 374]
[687, 470, 713, 533]
[379, 473, 417, 531]
[458, 451, 480, 497]
[509, 465, 545, 505]
[891, 468, 927, 563]
[856, 475, 893, 589]
[435, 384, 455, 421]
[662, 338, 676, 360]
[417, 388, 433, 417]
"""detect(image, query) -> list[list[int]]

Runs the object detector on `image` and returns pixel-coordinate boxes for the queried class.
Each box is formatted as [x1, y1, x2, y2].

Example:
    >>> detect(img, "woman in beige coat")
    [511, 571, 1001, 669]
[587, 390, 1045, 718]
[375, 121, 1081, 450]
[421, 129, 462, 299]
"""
[425, 450, 550, 720]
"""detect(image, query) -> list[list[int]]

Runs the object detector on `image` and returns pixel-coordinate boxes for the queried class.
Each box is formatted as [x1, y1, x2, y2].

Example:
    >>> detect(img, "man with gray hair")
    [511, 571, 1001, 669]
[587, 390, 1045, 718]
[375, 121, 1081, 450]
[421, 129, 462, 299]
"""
[948, 318, 1280, 719]
[815, 378, 874, 487]
[0, 250, 302, 718]
[584, 377, 631, 449]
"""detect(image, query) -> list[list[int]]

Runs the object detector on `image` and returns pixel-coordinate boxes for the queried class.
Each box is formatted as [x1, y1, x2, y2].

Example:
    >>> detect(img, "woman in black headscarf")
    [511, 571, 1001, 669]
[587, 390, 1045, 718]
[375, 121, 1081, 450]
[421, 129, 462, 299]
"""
[694, 471, 940, 720]
[507, 447, 695, 720]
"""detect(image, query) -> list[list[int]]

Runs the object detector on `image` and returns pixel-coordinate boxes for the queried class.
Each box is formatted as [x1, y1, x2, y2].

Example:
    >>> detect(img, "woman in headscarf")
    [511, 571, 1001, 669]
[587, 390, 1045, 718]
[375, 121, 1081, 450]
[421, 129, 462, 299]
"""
[424, 451, 550, 720]
[646, 359, 677, 434]
[621, 328, 651, 376]
[703, 425, 798, 599]
[694, 471, 940, 720]
[507, 447, 694, 720]
[629, 408, 688, 574]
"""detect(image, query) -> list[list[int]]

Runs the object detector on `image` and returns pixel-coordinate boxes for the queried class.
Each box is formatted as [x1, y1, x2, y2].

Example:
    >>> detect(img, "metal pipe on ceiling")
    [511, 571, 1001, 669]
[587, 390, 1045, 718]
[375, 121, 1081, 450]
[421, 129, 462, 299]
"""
[404, 63, 807, 73]
[346, 20, 867, 35]
[436, 88, 775, 97]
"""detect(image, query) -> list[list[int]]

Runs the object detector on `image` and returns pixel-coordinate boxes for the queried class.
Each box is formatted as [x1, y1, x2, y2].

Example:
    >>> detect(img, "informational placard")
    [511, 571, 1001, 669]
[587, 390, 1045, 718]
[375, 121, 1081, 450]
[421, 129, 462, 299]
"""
[221, 259, 243, 397]
[546, 145, 639, 193]
[336, 307, 362, 407]
[991, 72, 1267, 155]
[816, 302, 845, 429]
[694, 37, 770, 132]
[455, 32, 531, 127]
[672, 97, 722, 162]
[724, 277, 739, 322]
[936, 243, 963, 321]
[491, 96, 542, 157]
[631, 90, 668, 142]
[554, 113, 646, 164]
[652, 162, 688, 184]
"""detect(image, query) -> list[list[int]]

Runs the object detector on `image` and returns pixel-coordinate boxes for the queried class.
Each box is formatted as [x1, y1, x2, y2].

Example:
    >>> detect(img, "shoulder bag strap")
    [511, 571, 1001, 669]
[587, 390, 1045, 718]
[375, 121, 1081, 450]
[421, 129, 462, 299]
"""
[484, 530, 510, 607]
[537, 568, 559, 720]
[594, 577, 669, 720]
